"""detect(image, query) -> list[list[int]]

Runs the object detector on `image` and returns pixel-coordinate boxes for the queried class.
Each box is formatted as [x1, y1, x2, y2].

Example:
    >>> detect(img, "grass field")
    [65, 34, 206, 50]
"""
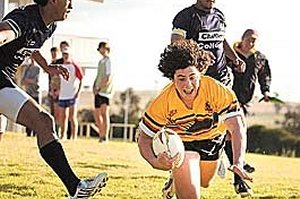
[0, 133, 300, 199]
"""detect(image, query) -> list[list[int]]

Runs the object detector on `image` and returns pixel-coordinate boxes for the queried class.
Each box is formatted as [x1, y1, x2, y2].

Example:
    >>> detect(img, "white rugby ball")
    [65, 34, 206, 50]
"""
[152, 128, 185, 168]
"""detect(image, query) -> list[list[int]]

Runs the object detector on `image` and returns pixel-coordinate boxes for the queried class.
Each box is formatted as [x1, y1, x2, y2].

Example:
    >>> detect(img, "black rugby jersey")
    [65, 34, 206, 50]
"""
[172, 5, 227, 80]
[232, 46, 271, 105]
[0, 4, 56, 88]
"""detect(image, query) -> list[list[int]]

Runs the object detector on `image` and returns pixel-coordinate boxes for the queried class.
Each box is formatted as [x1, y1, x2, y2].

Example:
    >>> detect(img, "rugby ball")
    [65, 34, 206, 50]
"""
[152, 128, 185, 168]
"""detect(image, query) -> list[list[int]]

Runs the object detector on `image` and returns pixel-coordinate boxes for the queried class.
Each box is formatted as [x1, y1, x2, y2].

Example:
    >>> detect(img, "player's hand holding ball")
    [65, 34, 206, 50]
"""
[152, 128, 185, 170]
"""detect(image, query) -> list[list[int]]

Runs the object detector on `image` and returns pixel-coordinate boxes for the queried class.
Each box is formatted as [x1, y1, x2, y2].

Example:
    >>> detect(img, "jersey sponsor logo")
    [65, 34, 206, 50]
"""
[198, 31, 225, 42]
[198, 42, 221, 50]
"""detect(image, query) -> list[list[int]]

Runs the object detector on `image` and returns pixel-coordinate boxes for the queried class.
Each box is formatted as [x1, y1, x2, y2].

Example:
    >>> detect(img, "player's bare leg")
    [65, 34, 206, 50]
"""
[172, 151, 201, 199]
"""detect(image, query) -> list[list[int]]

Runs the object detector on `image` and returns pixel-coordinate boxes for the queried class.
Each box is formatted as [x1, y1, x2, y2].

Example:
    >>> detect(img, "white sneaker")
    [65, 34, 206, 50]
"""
[217, 159, 226, 179]
[70, 172, 108, 199]
[162, 174, 175, 199]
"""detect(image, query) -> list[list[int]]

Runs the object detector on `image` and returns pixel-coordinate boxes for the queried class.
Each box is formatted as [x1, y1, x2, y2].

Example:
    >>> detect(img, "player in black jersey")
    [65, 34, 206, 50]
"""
[171, 0, 245, 87]
[166, 0, 253, 198]
[0, 0, 108, 198]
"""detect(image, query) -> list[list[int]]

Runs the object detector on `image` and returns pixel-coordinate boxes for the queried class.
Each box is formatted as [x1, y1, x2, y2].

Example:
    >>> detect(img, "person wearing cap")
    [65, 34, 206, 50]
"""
[231, 29, 272, 115]
[93, 41, 113, 143]
[0, 0, 108, 198]
[58, 46, 83, 141]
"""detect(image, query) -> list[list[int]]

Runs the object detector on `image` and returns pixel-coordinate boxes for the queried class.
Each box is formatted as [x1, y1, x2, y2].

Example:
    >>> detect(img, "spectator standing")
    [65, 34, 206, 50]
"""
[0, 0, 108, 198]
[58, 46, 83, 140]
[53, 41, 72, 138]
[50, 46, 58, 62]
[231, 29, 272, 115]
[21, 56, 41, 137]
[48, 47, 60, 130]
[93, 42, 113, 143]
[170, 0, 252, 197]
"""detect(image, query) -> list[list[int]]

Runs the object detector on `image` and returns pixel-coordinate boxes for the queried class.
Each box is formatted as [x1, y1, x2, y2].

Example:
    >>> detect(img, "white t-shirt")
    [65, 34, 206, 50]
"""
[59, 63, 80, 100]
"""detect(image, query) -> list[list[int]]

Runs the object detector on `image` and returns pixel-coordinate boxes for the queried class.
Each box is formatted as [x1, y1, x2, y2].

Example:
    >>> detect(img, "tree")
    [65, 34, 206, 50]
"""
[110, 88, 142, 140]
[281, 105, 300, 136]
[119, 88, 142, 124]
[111, 87, 142, 125]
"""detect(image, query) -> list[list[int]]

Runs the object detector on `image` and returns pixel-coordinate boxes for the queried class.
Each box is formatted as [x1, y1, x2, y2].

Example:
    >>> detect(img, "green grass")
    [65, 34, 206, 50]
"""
[0, 133, 300, 199]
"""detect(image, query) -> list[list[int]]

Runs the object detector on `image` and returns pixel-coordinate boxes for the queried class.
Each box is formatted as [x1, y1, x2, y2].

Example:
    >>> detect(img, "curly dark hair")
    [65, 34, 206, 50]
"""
[158, 39, 213, 80]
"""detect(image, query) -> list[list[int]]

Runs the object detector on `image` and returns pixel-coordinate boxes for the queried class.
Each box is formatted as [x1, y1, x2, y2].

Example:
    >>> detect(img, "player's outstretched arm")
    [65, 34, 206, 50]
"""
[0, 22, 15, 47]
[32, 51, 69, 80]
[225, 115, 253, 181]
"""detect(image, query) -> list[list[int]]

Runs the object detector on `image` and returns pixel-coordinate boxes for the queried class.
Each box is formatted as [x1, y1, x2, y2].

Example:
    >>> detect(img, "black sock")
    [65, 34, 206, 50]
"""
[40, 140, 80, 196]
[224, 140, 233, 165]
[224, 140, 242, 183]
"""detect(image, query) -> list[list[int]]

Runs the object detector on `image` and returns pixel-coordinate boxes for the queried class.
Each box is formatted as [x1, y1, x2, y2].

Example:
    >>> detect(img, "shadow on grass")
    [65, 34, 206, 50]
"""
[76, 162, 131, 170]
[249, 195, 300, 199]
[109, 175, 165, 180]
[0, 183, 36, 197]
[0, 172, 21, 179]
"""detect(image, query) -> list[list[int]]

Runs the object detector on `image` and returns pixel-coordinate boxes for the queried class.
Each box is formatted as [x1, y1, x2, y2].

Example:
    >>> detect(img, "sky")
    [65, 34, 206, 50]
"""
[49, 0, 299, 102]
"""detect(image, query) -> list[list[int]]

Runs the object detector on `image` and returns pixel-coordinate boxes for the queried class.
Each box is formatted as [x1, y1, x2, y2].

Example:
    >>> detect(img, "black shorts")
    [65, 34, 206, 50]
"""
[94, 94, 109, 108]
[183, 134, 226, 161]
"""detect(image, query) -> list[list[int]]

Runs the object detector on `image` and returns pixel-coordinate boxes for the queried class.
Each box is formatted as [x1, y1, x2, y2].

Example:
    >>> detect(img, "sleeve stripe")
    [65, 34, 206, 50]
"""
[139, 121, 155, 138]
[220, 110, 243, 121]
[4, 19, 21, 38]
[219, 100, 239, 115]
[144, 112, 164, 128]
[172, 28, 186, 38]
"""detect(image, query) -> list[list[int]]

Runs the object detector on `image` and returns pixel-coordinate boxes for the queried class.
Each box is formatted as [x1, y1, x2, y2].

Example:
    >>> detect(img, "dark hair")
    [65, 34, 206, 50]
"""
[241, 29, 258, 40]
[33, 0, 48, 6]
[158, 39, 213, 80]
[50, 47, 58, 52]
[60, 41, 70, 48]
[97, 42, 110, 53]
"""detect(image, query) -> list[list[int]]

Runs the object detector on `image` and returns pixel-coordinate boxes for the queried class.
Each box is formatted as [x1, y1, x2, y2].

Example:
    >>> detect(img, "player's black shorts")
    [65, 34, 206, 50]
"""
[183, 134, 226, 161]
[94, 94, 109, 108]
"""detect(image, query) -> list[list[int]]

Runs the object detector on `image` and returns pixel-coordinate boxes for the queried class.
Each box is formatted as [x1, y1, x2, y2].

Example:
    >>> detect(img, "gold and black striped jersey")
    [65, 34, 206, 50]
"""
[139, 76, 242, 142]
